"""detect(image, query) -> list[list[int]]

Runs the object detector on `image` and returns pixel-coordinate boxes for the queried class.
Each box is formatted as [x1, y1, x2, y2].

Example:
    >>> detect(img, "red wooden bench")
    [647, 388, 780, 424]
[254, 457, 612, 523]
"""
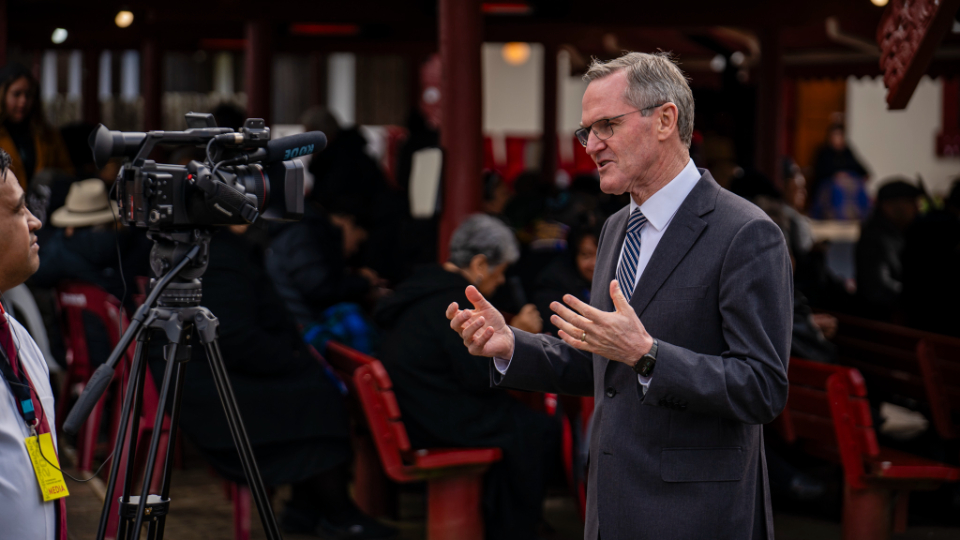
[781, 358, 960, 540]
[832, 312, 960, 442]
[325, 341, 502, 540]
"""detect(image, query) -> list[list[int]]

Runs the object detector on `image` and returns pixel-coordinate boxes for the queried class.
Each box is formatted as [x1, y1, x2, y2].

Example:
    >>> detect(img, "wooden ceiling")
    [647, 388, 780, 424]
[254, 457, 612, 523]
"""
[7, 0, 960, 79]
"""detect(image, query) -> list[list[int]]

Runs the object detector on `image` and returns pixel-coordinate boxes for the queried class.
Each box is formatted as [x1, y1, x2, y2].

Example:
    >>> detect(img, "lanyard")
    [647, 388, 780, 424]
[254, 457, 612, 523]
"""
[0, 338, 38, 431]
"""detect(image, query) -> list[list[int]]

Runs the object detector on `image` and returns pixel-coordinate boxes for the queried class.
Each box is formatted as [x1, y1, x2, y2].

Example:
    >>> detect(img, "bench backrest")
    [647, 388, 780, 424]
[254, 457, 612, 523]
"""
[833, 313, 927, 406]
[917, 335, 960, 440]
[785, 358, 879, 489]
[56, 281, 127, 378]
[324, 341, 415, 483]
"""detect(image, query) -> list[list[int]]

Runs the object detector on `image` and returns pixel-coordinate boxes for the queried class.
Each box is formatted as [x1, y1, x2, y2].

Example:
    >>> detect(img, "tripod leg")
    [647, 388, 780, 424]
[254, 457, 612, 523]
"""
[130, 341, 180, 538]
[152, 346, 188, 540]
[203, 339, 284, 540]
[96, 336, 148, 540]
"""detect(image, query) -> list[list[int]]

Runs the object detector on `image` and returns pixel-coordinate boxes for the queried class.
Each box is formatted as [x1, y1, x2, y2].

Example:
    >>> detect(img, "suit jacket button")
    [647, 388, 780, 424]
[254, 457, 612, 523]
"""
[605, 387, 617, 398]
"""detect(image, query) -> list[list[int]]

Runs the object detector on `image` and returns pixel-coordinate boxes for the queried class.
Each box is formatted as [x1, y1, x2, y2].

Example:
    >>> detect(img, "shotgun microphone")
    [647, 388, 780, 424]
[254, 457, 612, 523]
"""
[246, 131, 327, 163]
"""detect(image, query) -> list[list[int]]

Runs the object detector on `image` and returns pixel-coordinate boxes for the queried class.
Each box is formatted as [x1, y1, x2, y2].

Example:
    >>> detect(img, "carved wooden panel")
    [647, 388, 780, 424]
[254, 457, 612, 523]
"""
[876, 0, 960, 109]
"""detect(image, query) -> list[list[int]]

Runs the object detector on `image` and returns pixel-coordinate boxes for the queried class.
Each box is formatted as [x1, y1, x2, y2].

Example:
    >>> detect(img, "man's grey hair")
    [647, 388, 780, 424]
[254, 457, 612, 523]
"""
[584, 51, 695, 148]
[448, 214, 520, 268]
[0, 149, 10, 182]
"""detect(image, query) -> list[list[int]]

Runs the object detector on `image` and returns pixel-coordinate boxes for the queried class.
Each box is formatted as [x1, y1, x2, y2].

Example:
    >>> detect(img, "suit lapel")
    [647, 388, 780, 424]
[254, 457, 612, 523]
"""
[629, 172, 719, 318]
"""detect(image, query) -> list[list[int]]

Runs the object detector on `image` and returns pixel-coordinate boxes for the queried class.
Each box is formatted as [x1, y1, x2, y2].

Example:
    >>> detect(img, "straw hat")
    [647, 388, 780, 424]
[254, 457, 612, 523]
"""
[50, 179, 119, 227]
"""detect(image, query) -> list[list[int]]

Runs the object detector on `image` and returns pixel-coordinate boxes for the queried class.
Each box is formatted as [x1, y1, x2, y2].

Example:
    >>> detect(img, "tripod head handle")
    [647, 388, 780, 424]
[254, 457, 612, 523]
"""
[62, 243, 202, 437]
[63, 365, 115, 436]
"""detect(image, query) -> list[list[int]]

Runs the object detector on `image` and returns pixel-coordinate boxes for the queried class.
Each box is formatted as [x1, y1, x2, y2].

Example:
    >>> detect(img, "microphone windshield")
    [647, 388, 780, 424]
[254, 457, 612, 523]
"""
[265, 131, 327, 162]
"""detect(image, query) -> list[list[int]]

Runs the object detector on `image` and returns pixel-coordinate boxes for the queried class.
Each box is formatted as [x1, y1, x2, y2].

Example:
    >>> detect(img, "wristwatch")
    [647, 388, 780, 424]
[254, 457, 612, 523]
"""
[632, 338, 658, 377]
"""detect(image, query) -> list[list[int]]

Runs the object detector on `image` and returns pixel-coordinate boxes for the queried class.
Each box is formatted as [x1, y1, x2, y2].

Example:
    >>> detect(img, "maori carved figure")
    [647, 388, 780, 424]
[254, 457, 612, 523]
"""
[876, 0, 960, 109]
[877, 0, 935, 98]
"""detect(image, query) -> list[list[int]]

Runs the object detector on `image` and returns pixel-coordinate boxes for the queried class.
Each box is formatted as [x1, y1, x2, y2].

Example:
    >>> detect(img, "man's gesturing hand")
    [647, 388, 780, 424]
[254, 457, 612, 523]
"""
[446, 285, 516, 359]
[549, 280, 653, 365]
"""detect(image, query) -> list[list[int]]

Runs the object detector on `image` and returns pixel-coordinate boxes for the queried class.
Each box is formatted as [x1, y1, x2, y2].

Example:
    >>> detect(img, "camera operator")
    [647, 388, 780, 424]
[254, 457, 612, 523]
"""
[0, 148, 67, 540]
[155, 223, 397, 539]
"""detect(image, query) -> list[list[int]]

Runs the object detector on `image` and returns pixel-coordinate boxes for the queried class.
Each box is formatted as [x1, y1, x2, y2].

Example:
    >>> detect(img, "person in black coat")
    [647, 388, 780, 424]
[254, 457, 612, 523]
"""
[901, 179, 960, 337]
[267, 199, 381, 354]
[160, 226, 395, 539]
[533, 225, 599, 336]
[375, 214, 556, 540]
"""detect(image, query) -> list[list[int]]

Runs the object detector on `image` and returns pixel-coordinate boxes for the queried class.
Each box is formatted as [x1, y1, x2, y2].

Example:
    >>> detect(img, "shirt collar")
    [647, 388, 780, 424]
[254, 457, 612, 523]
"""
[629, 158, 701, 231]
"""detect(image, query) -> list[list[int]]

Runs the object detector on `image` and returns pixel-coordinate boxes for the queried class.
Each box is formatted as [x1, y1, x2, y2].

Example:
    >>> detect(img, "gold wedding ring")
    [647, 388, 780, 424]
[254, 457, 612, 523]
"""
[581, 331, 587, 342]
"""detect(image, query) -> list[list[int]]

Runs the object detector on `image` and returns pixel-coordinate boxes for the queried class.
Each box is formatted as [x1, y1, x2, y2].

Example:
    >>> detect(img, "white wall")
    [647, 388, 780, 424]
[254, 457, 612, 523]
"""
[482, 44, 588, 135]
[482, 43, 543, 134]
[846, 76, 960, 197]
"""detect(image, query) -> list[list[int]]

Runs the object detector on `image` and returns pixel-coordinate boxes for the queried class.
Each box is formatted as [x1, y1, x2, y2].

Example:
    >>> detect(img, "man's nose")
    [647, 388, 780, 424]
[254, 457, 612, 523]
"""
[27, 210, 42, 231]
[585, 131, 606, 156]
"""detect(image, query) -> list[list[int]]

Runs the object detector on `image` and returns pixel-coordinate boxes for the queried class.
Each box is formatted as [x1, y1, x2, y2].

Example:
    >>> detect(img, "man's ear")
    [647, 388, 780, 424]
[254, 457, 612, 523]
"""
[469, 253, 489, 276]
[657, 103, 679, 142]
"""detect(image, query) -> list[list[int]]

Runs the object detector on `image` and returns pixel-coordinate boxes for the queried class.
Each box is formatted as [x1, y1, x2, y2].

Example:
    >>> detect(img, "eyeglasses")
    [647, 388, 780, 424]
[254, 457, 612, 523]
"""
[575, 103, 666, 147]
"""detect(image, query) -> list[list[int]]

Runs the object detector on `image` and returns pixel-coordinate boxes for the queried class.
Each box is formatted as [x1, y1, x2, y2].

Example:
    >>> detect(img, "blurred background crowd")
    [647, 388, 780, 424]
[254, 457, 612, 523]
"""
[2, 0, 960, 538]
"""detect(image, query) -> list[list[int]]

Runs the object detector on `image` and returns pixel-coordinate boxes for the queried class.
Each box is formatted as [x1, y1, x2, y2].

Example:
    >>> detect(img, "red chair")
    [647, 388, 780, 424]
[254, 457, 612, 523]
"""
[55, 282, 131, 473]
[781, 358, 960, 540]
[325, 342, 502, 540]
[324, 341, 393, 517]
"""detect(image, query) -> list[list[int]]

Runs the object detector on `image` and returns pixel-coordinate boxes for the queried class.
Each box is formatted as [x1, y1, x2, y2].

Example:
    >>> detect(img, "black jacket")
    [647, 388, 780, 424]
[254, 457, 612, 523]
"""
[158, 229, 350, 483]
[532, 255, 591, 336]
[375, 266, 526, 449]
[266, 205, 371, 328]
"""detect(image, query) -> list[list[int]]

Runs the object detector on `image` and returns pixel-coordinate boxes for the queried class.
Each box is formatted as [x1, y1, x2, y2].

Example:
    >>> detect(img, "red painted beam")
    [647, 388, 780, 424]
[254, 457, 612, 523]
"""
[438, 0, 483, 263]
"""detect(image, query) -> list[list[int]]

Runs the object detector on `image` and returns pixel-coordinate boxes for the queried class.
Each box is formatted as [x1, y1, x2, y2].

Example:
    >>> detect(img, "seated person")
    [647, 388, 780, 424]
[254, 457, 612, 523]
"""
[31, 178, 150, 302]
[267, 195, 381, 354]
[30, 178, 150, 368]
[374, 214, 557, 540]
[533, 224, 599, 335]
[855, 179, 921, 320]
[155, 225, 395, 539]
[901, 178, 960, 337]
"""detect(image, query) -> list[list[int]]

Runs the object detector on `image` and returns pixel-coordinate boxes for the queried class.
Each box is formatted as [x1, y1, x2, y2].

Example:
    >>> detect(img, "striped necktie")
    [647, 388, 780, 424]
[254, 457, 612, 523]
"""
[616, 208, 648, 302]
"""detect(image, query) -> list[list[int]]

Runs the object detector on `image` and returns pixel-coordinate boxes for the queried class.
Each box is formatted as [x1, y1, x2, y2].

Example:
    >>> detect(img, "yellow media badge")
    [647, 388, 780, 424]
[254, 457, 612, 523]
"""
[25, 433, 70, 502]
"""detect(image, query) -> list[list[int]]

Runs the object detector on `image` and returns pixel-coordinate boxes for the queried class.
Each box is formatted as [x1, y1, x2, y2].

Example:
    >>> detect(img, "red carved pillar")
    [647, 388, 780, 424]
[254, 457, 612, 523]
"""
[438, 0, 483, 263]
[755, 27, 784, 189]
[245, 21, 272, 125]
[82, 49, 101, 125]
[142, 39, 162, 131]
[541, 41, 558, 187]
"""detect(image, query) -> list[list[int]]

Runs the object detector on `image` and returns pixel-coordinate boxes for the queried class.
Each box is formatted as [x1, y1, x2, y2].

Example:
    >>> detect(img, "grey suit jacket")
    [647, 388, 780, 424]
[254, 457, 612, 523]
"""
[493, 170, 792, 540]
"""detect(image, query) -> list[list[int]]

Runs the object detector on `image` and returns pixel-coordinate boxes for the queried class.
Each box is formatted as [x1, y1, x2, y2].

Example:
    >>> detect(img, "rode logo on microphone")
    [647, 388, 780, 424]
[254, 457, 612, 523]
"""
[283, 144, 315, 160]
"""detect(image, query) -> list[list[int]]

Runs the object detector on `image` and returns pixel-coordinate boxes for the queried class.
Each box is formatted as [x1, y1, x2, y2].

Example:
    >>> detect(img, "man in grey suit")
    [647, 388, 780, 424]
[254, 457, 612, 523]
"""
[447, 52, 792, 539]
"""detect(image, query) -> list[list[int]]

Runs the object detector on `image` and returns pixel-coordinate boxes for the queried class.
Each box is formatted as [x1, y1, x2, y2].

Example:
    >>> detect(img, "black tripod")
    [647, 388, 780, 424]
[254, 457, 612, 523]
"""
[63, 230, 283, 540]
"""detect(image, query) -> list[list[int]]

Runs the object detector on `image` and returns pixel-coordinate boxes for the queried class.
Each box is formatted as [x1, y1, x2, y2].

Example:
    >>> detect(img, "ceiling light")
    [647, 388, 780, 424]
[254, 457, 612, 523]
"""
[870, 0, 888, 6]
[710, 54, 727, 72]
[501, 42, 531, 66]
[115, 11, 134, 28]
[51, 28, 68, 44]
[730, 51, 745, 67]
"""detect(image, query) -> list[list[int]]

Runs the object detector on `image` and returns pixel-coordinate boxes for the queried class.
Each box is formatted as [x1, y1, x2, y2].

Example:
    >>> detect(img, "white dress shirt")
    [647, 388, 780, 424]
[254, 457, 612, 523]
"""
[496, 159, 702, 392]
[0, 312, 58, 540]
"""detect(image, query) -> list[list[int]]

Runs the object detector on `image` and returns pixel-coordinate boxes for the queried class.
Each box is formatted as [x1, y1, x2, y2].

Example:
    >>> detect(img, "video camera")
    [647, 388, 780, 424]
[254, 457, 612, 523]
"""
[89, 112, 326, 229]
